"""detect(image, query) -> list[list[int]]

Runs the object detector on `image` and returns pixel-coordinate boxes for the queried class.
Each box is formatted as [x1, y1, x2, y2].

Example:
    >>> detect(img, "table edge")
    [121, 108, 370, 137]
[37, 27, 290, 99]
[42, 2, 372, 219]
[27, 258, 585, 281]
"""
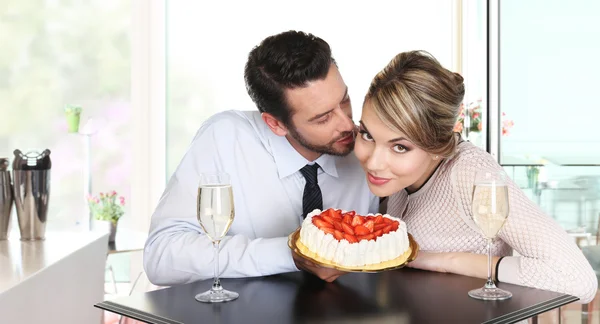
[95, 300, 183, 324]
[482, 294, 579, 324]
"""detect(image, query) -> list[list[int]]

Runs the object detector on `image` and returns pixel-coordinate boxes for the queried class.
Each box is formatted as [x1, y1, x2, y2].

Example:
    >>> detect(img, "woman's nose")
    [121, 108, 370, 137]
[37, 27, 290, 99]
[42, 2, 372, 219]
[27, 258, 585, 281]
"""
[365, 147, 386, 172]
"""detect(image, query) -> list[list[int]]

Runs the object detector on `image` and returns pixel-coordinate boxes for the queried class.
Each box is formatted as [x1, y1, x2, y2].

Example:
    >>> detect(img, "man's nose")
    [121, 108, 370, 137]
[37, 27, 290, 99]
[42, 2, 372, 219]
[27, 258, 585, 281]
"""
[335, 108, 355, 133]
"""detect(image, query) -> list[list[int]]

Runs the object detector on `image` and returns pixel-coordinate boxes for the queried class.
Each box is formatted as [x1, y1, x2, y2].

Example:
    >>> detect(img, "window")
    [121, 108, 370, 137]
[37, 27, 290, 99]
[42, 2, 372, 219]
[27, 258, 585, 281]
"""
[499, 0, 600, 233]
[0, 0, 133, 231]
[458, 0, 488, 150]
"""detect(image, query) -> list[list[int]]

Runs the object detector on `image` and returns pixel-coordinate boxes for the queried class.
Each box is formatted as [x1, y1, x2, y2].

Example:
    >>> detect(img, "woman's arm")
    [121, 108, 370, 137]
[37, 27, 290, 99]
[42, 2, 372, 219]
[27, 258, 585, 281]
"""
[408, 251, 500, 281]
[447, 148, 598, 303]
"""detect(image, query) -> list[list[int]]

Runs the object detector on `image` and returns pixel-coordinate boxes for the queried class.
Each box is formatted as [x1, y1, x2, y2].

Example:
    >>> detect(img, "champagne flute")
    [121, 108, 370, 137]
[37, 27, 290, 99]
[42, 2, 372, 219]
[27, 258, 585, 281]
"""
[195, 172, 239, 303]
[468, 170, 512, 300]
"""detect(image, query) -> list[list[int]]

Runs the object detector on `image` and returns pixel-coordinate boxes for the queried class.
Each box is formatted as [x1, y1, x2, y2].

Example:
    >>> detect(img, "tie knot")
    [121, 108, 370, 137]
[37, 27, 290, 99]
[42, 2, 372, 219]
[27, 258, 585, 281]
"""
[300, 163, 320, 186]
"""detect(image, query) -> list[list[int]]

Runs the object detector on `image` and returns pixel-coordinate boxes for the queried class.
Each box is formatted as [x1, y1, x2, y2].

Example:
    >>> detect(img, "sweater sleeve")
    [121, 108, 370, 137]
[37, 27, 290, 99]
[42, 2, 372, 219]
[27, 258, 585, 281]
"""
[451, 145, 597, 303]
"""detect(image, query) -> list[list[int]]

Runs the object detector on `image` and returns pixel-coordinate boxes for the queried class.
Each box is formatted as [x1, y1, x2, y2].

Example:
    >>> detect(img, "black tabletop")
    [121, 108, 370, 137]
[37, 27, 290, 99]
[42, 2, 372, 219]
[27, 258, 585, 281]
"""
[95, 269, 578, 324]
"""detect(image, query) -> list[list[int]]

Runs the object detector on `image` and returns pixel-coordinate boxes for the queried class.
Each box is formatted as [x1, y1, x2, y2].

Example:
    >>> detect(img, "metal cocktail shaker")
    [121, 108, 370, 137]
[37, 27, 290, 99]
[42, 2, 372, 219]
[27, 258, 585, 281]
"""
[12, 149, 51, 241]
[0, 158, 13, 240]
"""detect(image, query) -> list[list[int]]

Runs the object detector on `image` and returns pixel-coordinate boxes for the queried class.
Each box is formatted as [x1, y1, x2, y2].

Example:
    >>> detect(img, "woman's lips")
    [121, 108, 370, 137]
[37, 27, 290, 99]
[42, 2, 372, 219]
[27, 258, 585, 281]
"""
[367, 173, 391, 186]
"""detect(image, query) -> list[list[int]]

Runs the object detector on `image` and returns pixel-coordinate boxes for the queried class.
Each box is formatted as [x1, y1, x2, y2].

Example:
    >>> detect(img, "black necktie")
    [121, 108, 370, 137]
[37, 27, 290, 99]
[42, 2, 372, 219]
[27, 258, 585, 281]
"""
[299, 163, 323, 218]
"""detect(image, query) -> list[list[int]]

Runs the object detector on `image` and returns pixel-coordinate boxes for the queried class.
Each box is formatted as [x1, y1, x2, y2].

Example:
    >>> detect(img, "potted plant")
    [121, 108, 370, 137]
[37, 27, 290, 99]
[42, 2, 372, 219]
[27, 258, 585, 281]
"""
[64, 105, 82, 133]
[453, 99, 514, 146]
[87, 190, 125, 243]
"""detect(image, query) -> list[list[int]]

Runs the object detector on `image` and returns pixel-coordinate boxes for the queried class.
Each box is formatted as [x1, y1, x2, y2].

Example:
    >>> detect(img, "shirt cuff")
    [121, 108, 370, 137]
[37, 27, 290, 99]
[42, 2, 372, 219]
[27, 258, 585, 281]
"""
[497, 256, 521, 285]
[255, 236, 299, 275]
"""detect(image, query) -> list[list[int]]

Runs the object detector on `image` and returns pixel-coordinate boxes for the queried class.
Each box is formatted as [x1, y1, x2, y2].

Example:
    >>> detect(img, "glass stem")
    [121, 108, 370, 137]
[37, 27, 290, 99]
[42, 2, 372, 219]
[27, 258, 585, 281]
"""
[485, 238, 496, 289]
[212, 241, 222, 292]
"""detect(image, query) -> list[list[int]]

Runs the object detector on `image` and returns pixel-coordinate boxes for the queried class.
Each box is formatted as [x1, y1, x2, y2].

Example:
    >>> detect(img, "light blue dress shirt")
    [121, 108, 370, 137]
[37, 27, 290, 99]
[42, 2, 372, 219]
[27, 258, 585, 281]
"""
[143, 110, 378, 285]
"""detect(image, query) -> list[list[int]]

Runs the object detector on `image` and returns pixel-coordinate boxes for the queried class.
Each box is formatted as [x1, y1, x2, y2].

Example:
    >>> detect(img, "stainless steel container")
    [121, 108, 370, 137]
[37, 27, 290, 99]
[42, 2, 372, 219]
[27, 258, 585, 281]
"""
[0, 158, 13, 240]
[12, 149, 51, 241]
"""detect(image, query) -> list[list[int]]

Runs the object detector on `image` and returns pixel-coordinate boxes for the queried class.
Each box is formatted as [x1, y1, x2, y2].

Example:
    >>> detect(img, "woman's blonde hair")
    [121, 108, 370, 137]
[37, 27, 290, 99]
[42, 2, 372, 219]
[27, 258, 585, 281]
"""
[365, 50, 465, 158]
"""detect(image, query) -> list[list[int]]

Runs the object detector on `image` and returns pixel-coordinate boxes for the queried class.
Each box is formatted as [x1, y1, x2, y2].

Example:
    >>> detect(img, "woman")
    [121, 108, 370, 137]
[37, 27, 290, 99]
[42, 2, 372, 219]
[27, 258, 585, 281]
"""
[354, 50, 597, 303]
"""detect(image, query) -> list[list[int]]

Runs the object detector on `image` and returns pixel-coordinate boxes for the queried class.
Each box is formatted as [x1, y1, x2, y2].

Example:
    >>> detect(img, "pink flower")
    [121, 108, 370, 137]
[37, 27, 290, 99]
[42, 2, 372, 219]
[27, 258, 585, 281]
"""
[110, 190, 117, 197]
[453, 122, 463, 133]
[119, 196, 125, 206]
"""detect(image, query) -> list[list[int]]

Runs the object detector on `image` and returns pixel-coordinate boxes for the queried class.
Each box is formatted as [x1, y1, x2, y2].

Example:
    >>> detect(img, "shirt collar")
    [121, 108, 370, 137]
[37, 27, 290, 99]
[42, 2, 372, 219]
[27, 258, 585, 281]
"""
[268, 130, 339, 179]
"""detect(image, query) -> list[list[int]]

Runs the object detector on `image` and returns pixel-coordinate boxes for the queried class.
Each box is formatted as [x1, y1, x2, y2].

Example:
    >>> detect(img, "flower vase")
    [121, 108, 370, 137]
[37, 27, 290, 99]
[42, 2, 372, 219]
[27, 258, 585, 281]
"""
[109, 221, 118, 243]
[92, 219, 118, 243]
[64, 105, 82, 133]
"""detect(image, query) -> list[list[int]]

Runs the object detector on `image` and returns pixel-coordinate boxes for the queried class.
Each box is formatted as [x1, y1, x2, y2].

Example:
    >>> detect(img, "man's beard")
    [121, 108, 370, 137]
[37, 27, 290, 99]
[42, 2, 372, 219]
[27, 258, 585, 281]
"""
[286, 126, 355, 157]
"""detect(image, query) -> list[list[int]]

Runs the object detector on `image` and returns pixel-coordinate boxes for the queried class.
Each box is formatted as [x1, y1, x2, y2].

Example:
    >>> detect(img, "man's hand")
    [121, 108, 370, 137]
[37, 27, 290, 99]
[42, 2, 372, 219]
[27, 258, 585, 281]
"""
[292, 250, 347, 282]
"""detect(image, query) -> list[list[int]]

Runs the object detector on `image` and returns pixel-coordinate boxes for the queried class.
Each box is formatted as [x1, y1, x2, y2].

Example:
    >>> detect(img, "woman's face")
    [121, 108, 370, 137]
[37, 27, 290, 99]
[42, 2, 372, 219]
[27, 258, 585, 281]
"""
[354, 102, 439, 197]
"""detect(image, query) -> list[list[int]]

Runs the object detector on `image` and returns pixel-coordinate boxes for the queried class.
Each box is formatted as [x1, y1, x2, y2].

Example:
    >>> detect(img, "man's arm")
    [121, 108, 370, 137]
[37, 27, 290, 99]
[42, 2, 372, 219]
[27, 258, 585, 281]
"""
[143, 117, 298, 286]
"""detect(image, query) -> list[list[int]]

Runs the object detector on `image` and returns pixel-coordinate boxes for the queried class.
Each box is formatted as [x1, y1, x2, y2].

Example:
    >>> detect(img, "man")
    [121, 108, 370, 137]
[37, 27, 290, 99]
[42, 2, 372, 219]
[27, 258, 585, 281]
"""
[143, 30, 378, 286]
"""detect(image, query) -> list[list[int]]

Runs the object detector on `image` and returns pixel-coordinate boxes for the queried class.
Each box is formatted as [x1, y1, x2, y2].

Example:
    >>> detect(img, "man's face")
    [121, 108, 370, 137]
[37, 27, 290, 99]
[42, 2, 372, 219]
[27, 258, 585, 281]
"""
[283, 64, 356, 160]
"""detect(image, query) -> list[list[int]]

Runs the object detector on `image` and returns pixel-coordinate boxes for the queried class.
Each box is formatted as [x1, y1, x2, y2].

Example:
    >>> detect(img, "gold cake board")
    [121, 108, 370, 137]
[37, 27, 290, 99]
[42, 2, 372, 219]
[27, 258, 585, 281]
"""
[288, 228, 419, 273]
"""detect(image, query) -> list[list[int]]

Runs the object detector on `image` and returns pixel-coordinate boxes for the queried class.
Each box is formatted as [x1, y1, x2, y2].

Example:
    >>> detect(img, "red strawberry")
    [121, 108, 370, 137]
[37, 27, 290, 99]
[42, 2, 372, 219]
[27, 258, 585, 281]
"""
[342, 214, 353, 225]
[382, 225, 393, 234]
[321, 227, 335, 235]
[341, 222, 355, 235]
[373, 229, 383, 237]
[322, 215, 336, 225]
[313, 217, 333, 229]
[351, 215, 364, 226]
[354, 225, 370, 235]
[363, 220, 375, 232]
[334, 229, 344, 241]
[358, 234, 375, 241]
[328, 208, 342, 219]
[332, 220, 343, 231]
[311, 216, 322, 226]
[382, 217, 393, 225]
[374, 215, 384, 224]
[391, 221, 399, 231]
[343, 211, 356, 217]
[374, 223, 387, 231]
[343, 233, 358, 243]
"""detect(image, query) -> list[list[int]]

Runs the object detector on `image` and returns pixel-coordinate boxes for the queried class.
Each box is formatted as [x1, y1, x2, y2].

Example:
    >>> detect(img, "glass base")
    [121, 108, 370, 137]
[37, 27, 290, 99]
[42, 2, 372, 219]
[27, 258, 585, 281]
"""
[468, 287, 512, 301]
[195, 288, 239, 303]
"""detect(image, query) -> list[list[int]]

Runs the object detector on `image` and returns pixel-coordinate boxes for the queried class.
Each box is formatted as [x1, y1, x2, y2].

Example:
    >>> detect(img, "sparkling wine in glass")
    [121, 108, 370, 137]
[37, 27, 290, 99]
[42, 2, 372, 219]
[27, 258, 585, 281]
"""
[468, 170, 512, 301]
[195, 172, 239, 303]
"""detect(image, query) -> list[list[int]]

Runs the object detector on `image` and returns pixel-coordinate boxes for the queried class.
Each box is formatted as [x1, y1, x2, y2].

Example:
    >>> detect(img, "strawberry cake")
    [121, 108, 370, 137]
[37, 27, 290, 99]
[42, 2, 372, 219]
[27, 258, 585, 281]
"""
[298, 208, 411, 269]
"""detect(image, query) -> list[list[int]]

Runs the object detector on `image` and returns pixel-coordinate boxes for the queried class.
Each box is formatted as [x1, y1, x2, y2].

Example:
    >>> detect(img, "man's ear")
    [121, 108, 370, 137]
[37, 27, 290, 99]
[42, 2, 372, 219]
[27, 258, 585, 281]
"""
[261, 113, 288, 136]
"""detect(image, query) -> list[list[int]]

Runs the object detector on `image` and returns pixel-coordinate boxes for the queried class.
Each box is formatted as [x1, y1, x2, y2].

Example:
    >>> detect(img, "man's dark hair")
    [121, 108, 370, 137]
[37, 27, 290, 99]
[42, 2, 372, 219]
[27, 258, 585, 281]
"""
[244, 30, 336, 125]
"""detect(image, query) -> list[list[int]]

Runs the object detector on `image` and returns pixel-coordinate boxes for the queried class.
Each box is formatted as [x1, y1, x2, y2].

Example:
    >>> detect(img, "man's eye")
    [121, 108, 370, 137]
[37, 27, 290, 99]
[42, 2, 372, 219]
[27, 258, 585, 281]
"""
[316, 114, 330, 124]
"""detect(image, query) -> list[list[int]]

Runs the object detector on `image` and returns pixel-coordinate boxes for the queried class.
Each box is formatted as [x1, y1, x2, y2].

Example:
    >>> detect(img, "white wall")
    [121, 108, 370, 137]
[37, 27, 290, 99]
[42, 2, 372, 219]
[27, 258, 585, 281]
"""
[166, 0, 456, 176]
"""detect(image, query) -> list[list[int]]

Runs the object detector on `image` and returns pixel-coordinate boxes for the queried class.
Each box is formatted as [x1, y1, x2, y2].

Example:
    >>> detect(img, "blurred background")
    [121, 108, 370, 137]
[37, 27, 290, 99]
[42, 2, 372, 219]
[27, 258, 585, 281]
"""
[1, 0, 599, 322]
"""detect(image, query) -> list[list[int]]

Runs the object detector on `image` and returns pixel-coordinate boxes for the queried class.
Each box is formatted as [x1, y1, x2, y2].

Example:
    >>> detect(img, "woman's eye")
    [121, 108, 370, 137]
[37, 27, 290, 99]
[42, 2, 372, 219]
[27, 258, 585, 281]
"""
[359, 131, 373, 141]
[392, 145, 407, 153]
